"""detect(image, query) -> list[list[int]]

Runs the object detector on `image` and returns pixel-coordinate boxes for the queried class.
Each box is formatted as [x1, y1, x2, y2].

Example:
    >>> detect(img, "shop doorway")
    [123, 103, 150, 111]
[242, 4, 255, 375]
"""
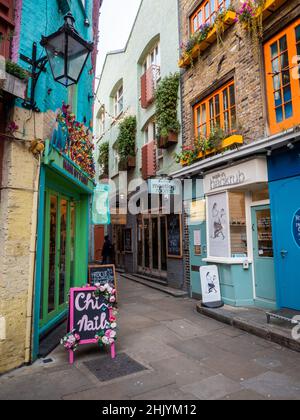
[252, 205, 276, 308]
[113, 225, 126, 270]
[40, 190, 77, 331]
[271, 177, 300, 310]
[137, 215, 167, 278]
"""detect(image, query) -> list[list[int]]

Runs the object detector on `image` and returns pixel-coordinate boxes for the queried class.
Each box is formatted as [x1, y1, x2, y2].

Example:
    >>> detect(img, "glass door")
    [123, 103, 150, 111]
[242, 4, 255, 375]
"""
[40, 190, 76, 329]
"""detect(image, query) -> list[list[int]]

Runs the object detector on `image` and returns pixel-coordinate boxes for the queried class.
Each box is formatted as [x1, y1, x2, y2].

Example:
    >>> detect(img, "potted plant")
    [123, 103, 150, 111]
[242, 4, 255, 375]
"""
[98, 142, 109, 178]
[155, 73, 181, 149]
[116, 116, 136, 170]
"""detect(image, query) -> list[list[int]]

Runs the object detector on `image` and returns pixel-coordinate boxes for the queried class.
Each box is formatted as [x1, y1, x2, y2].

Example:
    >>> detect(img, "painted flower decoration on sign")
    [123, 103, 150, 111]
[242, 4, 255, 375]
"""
[61, 330, 81, 352]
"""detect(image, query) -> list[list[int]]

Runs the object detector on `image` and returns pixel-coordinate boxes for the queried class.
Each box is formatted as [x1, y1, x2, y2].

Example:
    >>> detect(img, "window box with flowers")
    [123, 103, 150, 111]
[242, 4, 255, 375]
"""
[98, 142, 109, 178]
[1, 61, 28, 99]
[179, 9, 237, 68]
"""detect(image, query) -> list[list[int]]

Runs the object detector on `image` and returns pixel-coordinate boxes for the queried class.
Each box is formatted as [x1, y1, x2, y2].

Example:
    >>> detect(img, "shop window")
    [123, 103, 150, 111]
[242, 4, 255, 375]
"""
[194, 80, 236, 139]
[264, 19, 300, 135]
[207, 191, 247, 259]
[190, 0, 231, 34]
[229, 192, 247, 257]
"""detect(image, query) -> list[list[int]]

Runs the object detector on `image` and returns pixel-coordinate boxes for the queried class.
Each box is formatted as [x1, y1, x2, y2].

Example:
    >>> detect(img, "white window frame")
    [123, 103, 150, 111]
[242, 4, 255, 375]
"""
[114, 85, 124, 117]
[142, 43, 161, 79]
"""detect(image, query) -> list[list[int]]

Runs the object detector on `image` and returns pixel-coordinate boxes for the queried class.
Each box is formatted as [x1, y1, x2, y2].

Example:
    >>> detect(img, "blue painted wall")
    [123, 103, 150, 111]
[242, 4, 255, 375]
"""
[17, 0, 94, 125]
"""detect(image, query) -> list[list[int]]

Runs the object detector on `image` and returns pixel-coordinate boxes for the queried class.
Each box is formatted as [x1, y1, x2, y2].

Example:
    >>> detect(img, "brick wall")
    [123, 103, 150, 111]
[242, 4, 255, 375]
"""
[178, 0, 300, 293]
[179, 0, 300, 149]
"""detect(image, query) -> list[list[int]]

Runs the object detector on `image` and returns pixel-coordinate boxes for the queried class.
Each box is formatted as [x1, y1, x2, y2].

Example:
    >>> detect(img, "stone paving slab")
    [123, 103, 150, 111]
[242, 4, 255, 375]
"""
[242, 371, 300, 400]
[2, 277, 300, 400]
[180, 374, 242, 400]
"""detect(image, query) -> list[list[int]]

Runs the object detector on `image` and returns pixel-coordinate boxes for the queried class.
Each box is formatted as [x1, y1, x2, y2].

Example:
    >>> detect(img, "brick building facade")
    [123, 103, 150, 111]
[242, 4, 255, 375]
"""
[175, 0, 300, 308]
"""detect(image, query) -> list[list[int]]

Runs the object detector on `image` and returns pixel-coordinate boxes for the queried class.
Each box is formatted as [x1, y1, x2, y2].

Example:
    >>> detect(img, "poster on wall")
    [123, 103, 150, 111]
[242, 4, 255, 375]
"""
[207, 193, 230, 258]
[200, 265, 224, 308]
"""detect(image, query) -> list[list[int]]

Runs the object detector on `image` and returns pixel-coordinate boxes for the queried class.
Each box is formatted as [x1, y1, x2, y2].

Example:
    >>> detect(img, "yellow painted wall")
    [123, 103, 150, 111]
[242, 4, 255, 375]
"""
[0, 106, 55, 373]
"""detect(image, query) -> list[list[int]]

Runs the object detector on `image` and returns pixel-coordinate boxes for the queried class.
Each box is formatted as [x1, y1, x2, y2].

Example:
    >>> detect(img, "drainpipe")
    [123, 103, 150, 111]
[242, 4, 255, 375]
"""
[24, 154, 41, 364]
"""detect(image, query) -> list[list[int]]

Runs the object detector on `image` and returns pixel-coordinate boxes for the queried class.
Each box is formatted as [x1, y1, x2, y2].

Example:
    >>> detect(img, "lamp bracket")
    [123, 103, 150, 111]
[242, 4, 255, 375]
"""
[20, 42, 48, 112]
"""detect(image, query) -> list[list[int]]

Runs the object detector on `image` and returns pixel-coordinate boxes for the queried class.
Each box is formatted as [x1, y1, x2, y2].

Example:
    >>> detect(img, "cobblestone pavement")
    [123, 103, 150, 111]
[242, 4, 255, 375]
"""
[1, 277, 300, 400]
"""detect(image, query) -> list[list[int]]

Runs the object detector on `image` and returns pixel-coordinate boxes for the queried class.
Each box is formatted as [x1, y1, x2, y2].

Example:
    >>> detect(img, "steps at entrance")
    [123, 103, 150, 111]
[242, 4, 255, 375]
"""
[120, 273, 188, 298]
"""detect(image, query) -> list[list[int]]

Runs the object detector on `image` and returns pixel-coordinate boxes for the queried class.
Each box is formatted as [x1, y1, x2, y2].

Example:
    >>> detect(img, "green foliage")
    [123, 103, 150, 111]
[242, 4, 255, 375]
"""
[116, 116, 137, 161]
[5, 61, 28, 80]
[155, 73, 181, 138]
[98, 142, 109, 173]
[175, 126, 228, 166]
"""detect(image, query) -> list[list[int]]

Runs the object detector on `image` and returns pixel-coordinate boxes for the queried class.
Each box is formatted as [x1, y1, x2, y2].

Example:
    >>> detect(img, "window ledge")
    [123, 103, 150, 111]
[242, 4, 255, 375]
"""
[181, 135, 244, 166]
[179, 11, 236, 68]
[203, 257, 252, 265]
[261, 0, 288, 21]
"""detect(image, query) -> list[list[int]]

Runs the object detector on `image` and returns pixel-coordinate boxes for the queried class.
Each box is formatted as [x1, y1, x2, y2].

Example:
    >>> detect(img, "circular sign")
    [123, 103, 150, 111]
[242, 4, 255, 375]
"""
[292, 209, 300, 248]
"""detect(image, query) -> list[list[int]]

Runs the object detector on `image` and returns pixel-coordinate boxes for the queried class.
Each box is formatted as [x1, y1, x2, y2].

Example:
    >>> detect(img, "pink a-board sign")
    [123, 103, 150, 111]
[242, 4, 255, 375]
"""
[68, 286, 116, 364]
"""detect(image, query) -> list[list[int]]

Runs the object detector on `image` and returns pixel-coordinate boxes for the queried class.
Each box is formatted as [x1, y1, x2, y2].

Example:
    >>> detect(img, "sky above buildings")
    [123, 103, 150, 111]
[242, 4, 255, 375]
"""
[96, 0, 142, 82]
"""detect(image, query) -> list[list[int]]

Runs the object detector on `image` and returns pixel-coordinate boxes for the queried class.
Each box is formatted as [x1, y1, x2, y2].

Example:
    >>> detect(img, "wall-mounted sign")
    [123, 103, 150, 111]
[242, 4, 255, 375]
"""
[110, 211, 127, 226]
[292, 209, 300, 248]
[194, 230, 201, 246]
[207, 193, 230, 258]
[200, 265, 224, 308]
[204, 158, 268, 194]
[149, 179, 181, 195]
[167, 214, 183, 258]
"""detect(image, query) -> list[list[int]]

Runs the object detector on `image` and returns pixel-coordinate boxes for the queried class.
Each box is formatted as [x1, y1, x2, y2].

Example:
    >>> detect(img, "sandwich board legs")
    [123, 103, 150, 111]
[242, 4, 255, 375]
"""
[69, 350, 74, 365]
[111, 343, 116, 359]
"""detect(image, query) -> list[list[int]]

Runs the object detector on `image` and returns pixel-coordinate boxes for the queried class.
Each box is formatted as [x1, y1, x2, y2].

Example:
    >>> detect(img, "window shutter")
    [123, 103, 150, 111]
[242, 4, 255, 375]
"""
[0, 0, 15, 59]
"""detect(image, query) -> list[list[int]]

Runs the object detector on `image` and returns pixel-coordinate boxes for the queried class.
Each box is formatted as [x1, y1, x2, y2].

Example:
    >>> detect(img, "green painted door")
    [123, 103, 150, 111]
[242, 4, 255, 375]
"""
[252, 205, 276, 308]
[40, 190, 77, 329]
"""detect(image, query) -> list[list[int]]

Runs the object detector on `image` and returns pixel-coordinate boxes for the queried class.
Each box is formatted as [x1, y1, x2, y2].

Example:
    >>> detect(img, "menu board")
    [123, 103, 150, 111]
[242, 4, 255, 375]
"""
[88, 264, 116, 288]
[167, 214, 182, 258]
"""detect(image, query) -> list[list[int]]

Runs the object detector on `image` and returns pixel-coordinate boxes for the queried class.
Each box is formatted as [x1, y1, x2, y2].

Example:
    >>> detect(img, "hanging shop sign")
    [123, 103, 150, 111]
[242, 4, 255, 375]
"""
[167, 214, 183, 258]
[65, 286, 117, 364]
[200, 265, 224, 309]
[189, 199, 206, 224]
[204, 158, 268, 194]
[92, 184, 111, 225]
[88, 264, 117, 289]
[292, 209, 300, 248]
[207, 192, 230, 258]
[148, 178, 181, 195]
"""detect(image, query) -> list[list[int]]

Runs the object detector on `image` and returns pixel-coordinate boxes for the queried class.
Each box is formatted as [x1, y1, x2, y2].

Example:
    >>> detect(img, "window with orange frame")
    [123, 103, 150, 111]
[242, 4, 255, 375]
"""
[193, 81, 236, 139]
[264, 19, 300, 135]
[190, 0, 231, 34]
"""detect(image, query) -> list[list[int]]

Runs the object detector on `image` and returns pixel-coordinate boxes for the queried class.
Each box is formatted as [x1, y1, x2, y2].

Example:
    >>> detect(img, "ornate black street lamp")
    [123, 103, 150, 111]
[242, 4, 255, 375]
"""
[21, 13, 93, 111]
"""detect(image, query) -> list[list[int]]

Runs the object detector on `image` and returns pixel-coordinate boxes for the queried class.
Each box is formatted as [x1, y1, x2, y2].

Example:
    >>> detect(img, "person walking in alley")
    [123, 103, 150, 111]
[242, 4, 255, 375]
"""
[102, 235, 114, 265]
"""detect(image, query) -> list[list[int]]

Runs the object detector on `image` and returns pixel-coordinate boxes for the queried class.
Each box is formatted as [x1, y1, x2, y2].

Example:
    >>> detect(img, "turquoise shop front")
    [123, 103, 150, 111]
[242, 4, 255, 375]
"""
[33, 139, 95, 359]
[190, 157, 277, 309]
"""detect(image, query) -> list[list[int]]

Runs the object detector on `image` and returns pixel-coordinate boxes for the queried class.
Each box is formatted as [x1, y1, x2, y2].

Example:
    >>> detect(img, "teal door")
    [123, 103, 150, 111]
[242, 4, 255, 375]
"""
[189, 223, 207, 297]
[252, 205, 276, 308]
[270, 177, 300, 310]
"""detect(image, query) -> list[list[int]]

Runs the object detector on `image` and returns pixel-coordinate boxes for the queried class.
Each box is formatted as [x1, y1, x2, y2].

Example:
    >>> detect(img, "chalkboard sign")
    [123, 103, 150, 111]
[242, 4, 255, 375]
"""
[88, 264, 116, 288]
[124, 228, 132, 253]
[69, 287, 110, 343]
[167, 214, 182, 258]
[67, 287, 116, 364]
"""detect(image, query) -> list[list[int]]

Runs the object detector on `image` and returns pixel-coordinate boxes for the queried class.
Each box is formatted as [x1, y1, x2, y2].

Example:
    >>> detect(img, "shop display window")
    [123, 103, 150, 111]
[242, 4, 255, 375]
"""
[207, 191, 247, 259]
